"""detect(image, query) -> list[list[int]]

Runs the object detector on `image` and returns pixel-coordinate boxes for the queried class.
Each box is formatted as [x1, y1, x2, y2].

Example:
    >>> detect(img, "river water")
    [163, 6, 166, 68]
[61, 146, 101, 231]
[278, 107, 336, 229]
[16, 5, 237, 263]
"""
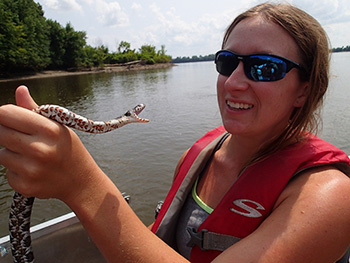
[0, 52, 349, 237]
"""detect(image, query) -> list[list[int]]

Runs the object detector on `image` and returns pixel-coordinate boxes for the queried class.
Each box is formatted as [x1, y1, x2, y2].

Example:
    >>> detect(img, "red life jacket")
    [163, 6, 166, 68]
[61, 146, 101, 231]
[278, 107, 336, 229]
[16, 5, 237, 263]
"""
[151, 126, 350, 262]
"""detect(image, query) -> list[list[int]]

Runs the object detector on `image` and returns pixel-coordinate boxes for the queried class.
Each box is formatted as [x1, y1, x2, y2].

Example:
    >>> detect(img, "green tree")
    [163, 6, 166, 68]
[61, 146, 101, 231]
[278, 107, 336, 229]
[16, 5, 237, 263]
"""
[63, 23, 87, 68]
[19, 0, 50, 69]
[91, 45, 109, 67]
[332, 45, 350, 52]
[154, 44, 171, 63]
[172, 54, 215, 63]
[0, 0, 172, 75]
[46, 19, 66, 69]
[109, 50, 138, 64]
[0, 1, 24, 71]
[139, 44, 156, 64]
[0, 0, 50, 72]
[118, 41, 131, 54]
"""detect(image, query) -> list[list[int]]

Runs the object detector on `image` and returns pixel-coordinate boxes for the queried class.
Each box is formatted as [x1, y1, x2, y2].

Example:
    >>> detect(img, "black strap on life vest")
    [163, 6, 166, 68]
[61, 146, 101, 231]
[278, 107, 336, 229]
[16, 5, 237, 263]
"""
[186, 227, 241, 252]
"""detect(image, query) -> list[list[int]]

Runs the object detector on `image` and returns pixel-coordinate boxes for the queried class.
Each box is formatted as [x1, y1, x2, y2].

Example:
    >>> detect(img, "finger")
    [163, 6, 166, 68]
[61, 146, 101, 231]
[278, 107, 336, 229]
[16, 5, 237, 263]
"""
[0, 123, 33, 154]
[0, 148, 23, 178]
[5, 169, 20, 192]
[0, 104, 36, 134]
[0, 147, 44, 197]
[0, 104, 60, 136]
[5, 168, 34, 197]
[15, 85, 38, 109]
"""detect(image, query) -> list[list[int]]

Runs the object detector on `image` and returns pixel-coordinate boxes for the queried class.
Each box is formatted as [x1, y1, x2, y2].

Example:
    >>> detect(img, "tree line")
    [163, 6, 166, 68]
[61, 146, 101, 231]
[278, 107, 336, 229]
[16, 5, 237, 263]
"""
[172, 46, 350, 64]
[332, 46, 350, 53]
[0, 0, 171, 76]
[172, 54, 215, 63]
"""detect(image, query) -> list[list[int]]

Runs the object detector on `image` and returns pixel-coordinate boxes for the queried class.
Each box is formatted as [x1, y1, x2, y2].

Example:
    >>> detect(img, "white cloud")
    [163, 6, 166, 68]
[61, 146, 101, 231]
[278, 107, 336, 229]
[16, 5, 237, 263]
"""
[285, 0, 350, 47]
[43, 0, 82, 11]
[88, 0, 129, 27]
[131, 3, 142, 11]
[291, 0, 350, 24]
[324, 21, 350, 48]
[36, 0, 350, 57]
[143, 2, 241, 53]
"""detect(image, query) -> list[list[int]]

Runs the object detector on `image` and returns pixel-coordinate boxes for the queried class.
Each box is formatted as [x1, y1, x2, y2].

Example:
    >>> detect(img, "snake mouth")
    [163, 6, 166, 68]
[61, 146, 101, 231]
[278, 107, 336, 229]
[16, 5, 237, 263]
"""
[124, 104, 149, 123]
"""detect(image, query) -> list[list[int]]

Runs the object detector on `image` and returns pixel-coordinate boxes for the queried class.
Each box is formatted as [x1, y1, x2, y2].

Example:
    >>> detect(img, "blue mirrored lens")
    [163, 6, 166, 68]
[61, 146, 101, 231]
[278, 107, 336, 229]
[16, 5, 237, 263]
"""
[246, 55, 287, 81]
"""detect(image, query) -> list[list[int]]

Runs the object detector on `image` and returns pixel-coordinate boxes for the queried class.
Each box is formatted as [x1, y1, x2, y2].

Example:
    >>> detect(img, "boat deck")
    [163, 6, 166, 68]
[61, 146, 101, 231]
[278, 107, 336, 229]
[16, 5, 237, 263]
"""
[0, 212, 105, 263]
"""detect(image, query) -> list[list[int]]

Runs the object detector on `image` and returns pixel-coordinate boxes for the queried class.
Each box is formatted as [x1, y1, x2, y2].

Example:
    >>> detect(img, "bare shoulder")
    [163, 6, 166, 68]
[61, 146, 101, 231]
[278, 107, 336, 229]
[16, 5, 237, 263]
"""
[276, 165, 350, 229]
[215, 166, 350, 263]
[276, 165, 350, 208]
[272, 165, 350, 261]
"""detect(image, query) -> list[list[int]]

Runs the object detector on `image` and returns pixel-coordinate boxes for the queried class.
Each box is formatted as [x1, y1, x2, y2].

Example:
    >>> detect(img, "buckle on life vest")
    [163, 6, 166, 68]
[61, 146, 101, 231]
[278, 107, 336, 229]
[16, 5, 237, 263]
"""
[186, 227, 209, 251]
[186, 227, 241, 252]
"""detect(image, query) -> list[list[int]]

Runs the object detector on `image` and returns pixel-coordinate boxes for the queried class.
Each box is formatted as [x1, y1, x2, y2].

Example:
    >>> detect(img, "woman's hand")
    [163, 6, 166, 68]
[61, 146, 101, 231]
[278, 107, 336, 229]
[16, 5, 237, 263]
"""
[0, 86, 188, 262]
[0, 86, 102, 204]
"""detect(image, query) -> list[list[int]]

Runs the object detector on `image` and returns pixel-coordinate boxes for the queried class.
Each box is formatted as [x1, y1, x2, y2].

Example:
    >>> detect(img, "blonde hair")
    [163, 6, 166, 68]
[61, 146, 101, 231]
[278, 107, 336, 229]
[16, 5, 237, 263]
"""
[223, 2, 330, 163]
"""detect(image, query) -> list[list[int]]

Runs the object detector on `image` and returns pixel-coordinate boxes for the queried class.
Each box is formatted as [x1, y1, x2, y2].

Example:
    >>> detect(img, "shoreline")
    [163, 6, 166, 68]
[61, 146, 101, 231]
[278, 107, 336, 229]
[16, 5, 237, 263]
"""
[0, 63, 175, 83]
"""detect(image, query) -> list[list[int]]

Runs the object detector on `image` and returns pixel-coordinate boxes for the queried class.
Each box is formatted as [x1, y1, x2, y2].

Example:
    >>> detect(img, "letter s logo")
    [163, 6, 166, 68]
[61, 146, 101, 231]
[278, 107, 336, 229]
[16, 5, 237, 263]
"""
[230, 199, 265, 218]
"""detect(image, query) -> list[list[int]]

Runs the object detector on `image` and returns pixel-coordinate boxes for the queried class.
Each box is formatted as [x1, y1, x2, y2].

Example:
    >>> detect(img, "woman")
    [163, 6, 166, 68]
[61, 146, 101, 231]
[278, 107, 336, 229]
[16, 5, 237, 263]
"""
[1, 2, 350, 263]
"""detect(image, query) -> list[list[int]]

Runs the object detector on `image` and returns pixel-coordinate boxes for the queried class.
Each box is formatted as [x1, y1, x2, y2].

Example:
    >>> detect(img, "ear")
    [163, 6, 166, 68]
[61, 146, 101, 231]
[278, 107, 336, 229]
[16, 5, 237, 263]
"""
[293, 81, 309, 107]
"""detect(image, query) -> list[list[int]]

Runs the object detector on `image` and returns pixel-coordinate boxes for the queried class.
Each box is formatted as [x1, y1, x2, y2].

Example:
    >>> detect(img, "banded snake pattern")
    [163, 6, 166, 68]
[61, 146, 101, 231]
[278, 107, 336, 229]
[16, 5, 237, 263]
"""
[9, 104, 149, 263]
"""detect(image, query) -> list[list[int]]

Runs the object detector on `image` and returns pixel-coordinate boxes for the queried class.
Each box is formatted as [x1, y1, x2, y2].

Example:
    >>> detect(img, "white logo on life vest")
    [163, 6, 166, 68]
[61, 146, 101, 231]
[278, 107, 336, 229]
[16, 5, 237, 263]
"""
[230, 199, 265, 218]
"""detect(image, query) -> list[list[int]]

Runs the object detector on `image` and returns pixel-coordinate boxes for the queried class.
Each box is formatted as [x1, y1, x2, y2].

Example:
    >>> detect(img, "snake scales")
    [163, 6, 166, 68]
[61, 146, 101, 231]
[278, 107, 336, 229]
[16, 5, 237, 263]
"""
[9, 104, 149, 263]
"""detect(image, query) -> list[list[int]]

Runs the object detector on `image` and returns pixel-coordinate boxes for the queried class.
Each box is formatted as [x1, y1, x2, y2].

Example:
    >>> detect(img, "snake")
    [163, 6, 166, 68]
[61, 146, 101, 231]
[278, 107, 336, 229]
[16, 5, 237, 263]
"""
[9, 104, 149, 263]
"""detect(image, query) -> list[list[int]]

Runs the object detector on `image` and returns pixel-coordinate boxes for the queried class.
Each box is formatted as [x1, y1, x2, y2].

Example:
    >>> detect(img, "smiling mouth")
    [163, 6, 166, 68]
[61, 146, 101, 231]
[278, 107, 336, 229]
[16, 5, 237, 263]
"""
[226, 100, 254, 110]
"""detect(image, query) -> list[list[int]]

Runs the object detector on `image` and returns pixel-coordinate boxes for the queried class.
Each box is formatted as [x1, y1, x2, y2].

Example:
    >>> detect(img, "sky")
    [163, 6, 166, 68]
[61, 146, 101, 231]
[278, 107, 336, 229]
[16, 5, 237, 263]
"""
[35, 0, 350, 58]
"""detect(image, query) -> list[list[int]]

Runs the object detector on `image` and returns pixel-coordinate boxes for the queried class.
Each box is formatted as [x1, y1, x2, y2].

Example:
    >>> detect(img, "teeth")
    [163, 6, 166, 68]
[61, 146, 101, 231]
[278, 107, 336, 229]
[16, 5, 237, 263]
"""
[227, 101, 253, 110]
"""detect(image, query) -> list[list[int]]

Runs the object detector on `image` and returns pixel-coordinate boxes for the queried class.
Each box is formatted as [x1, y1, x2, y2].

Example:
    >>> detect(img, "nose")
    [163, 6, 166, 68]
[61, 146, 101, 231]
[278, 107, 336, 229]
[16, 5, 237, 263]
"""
[222, 61, 249, 91]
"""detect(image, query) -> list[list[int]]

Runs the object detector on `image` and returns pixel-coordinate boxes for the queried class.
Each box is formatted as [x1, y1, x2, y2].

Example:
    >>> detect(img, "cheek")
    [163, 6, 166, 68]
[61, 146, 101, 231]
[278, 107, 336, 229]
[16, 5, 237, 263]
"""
[216, 74, 229, 96]
[216, 75, 225, 91]
[258, 87, 298, 119]
[216, 76, 227, 107]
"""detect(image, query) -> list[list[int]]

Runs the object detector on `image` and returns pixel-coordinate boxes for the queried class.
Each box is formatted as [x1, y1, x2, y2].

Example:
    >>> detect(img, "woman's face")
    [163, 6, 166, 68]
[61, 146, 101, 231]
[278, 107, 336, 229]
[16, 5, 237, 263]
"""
[217, 17, 308, 142]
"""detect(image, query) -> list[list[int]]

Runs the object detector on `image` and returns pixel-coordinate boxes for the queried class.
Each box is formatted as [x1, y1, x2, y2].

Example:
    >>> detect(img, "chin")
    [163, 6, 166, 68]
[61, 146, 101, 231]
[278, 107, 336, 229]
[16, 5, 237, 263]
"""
[221, 121, 244, 135]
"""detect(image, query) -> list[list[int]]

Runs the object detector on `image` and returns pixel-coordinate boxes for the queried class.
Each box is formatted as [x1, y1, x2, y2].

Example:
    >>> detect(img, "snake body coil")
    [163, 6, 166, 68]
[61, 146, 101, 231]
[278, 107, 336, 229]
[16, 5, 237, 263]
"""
[9, 104, 149, 263]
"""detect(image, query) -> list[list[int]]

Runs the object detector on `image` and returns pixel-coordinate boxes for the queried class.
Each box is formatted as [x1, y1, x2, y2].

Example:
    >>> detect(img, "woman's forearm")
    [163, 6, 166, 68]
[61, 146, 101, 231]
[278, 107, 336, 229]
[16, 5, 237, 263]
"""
[67, 170, 187, 263]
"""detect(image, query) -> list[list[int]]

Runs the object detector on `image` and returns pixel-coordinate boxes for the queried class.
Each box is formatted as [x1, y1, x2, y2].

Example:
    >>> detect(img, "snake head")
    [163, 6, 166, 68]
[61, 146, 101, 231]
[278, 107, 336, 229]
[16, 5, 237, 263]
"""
[124, 104, 149, 123]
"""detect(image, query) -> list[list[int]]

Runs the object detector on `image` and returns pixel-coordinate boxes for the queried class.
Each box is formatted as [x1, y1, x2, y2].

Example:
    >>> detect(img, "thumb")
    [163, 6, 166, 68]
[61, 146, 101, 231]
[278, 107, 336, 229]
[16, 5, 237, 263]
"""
[15, 85, 38, 110]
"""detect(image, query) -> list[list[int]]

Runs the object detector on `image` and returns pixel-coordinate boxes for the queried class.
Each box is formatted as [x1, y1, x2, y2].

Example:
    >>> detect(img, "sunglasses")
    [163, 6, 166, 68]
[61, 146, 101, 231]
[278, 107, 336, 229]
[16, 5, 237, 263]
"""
[215, 50, 306, 82]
